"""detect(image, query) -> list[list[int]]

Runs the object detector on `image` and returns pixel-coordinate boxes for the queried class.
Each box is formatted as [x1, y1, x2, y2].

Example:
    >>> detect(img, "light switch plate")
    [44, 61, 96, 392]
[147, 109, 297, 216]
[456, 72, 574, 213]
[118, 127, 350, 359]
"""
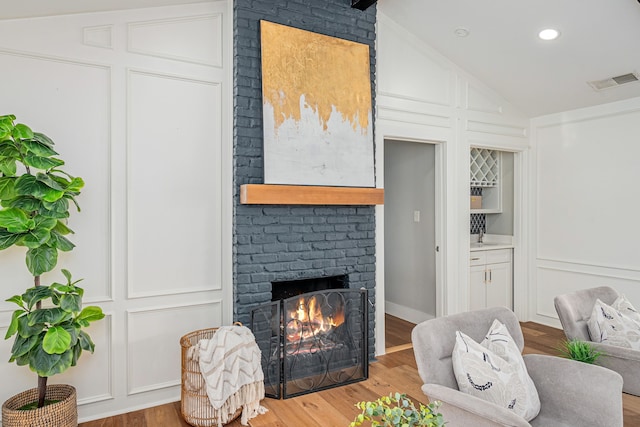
[413, 210, 420, 222]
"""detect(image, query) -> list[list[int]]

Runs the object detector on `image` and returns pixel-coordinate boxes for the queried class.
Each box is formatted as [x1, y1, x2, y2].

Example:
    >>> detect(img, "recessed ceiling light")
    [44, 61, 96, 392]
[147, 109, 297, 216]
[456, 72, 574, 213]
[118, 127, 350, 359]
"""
[454, 27, 470, 38]
[538, 28, 560, 41]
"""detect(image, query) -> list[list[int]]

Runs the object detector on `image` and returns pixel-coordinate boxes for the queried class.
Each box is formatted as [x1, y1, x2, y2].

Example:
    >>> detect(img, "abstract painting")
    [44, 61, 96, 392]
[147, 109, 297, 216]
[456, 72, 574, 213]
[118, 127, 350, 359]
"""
[260, 21, 374, 187]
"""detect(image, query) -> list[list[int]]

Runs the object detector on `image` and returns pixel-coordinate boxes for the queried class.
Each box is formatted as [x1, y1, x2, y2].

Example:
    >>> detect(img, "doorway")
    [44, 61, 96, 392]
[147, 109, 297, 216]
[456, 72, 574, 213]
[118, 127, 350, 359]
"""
[383, 139, 438, 351]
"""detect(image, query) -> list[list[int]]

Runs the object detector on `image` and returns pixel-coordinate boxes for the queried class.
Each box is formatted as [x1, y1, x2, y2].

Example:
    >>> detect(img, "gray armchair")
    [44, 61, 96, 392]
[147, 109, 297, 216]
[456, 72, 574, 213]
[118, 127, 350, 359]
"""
[412, 307, 623, 427]
[554, 286, 640, 396]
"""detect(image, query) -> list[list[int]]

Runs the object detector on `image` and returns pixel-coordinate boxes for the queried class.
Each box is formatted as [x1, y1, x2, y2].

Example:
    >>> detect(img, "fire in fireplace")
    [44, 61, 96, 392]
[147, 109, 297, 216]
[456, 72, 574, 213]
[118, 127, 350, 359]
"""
[250, 275, 368, 399]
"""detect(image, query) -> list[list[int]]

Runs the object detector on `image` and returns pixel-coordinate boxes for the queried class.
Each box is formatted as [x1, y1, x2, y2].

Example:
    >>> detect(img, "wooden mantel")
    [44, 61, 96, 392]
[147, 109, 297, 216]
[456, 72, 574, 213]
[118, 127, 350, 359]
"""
[240, 184, 384, 205]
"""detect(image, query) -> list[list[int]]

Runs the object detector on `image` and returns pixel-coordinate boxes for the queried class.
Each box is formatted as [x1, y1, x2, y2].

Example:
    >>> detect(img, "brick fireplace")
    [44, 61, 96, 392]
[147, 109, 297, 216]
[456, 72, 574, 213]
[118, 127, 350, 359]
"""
[232, 0, 378, 360]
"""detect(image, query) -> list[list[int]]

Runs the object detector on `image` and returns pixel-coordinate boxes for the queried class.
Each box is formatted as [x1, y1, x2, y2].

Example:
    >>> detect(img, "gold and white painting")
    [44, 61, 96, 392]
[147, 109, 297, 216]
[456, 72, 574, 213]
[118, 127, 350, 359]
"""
[260, 21, 374, 187]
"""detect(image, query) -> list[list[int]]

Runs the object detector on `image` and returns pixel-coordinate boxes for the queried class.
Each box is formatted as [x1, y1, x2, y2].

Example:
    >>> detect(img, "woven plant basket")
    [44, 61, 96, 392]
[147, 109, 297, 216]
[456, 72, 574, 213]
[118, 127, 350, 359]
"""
[180, 327, 242, 427]
[2, 384, 77, 427]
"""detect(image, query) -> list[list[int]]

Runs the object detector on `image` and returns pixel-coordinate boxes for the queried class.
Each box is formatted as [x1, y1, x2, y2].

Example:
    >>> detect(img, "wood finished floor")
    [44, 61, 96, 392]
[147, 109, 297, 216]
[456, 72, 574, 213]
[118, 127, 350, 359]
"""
[80, 319, 640, 427]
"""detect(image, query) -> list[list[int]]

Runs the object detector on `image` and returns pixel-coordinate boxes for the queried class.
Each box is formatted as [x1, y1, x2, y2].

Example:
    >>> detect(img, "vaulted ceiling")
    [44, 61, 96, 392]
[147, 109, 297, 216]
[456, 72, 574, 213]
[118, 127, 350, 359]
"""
[4, 0, 640, 117]
[379, 0, 640, 117]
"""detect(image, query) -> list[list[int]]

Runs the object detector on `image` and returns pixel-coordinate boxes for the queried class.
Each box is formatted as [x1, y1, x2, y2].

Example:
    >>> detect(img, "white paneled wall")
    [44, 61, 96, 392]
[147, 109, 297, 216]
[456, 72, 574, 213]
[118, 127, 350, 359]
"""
[0, 1, 231, 422]
[374, 11, 530, 354]
[530, 98, 640, 326]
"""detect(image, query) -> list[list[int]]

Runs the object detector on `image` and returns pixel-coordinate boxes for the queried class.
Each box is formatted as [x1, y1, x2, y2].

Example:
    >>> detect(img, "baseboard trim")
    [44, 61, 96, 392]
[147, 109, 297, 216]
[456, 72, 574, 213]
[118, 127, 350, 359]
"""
[385, 301, 434, 325]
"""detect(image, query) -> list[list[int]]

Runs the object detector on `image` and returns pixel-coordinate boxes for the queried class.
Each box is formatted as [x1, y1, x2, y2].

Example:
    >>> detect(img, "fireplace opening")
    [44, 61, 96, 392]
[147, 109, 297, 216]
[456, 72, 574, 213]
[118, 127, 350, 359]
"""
[271, 274, 347, 301]
[250, 275, 368, 399]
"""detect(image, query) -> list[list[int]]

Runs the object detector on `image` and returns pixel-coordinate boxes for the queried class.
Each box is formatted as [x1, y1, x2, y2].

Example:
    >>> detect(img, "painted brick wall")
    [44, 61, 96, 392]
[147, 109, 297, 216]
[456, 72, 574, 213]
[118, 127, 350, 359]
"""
[233, 0, 377, 358]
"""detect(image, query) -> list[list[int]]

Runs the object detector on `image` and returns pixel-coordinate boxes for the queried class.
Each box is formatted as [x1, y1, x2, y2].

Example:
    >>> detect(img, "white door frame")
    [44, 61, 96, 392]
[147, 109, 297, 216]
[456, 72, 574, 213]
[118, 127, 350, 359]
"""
[375, 129, 448, 355]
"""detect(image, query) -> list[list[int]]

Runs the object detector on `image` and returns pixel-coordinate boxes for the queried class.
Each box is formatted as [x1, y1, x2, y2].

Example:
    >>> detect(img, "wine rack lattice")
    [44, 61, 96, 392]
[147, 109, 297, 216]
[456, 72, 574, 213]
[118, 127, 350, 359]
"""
[470, 148, 499, 187]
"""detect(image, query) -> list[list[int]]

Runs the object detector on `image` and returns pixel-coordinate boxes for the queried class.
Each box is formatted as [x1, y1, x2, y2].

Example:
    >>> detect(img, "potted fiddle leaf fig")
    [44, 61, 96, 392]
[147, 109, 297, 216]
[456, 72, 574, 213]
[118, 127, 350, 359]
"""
[0, 114, 104, 427]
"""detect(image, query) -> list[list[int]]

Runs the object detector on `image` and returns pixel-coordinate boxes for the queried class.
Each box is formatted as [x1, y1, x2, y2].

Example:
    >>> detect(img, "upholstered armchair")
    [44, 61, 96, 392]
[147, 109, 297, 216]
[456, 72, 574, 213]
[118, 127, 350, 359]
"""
[554, 286, 640, 396]
[412, 306, 623, 427]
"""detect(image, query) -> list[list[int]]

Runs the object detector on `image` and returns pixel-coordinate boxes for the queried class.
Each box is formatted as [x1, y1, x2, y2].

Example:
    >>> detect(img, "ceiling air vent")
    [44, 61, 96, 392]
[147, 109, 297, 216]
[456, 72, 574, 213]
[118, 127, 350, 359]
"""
[588, 72, 640, 91]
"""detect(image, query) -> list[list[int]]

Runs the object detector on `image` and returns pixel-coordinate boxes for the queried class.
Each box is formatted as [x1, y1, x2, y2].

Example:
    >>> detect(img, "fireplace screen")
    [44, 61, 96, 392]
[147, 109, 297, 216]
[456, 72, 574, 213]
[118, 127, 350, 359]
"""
[250, 288, 368, 399]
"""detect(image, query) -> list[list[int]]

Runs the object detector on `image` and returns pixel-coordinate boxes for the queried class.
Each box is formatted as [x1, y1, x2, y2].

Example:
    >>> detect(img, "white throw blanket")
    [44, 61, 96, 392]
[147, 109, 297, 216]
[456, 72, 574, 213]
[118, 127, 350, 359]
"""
[189, 325, 267, 426]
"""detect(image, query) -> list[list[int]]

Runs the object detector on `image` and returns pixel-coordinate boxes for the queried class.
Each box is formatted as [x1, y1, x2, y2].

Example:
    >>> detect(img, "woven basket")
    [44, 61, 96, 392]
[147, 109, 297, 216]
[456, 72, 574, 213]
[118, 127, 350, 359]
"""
[180, 327, 242, 427]
[2, 384, 77, 427]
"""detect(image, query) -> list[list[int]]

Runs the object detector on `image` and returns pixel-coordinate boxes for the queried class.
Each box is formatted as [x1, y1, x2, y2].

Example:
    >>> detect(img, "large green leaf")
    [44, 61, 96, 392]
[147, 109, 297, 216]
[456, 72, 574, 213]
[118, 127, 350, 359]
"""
[66, 177, 84, 193]
[22, 286, 54, 310]
[10, 334, 39, 358]
[48, 231, 75, 251]
[26, 245, 58, 276]
[34, 216, 57, 230]
[27, 307, 70, 326]
[77, 306, 105, 323]
[62, 324, 79, 347]
[29, 345, 73, 377]
[12, 353, 30, 366]
[41, 188, 65, 203]
[32, 132, 55, 147]
[0, 158, 17, 176]
[15, 174, 49, 198]
[17, 315, 44, 338]
[0, 208, 35, 233]
[36, 172, 64, 191]
[0, 228, 23, 249]
[71, 342, 82, 367]
[38, 207, 70, 219]
[60, 293, 81, 312]
[78, 330, 95, 353]
[43, 326, 72, 354]
[3, 195, 42, 212]
[5, 294, 23, 306]
[53, 220, 73, 235]
[43, 197, 69, 213]
[24, 154, 64, 171]
[12, 123, 34, 140]
[22, 226, 51, 249]
[22, 139, 58, 157]
[0, 177, 16, 199]
[4, 309, 23, 339]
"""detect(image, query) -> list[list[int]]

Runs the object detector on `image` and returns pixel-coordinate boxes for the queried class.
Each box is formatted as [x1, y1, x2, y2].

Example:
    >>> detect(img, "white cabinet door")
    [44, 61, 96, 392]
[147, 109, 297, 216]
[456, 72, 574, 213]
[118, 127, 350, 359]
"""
[485, 262, 512, 309]
[469, 249, 513, 311]
[469, 265, 487, 311]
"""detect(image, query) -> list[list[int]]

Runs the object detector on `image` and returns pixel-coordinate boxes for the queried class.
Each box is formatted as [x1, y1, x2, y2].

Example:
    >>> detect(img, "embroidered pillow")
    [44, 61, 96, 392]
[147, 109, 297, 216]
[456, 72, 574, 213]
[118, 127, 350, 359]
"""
[611, 294, 640, 324]
[452, 321, 540, 421]
[587, 299, 640, 349]
[481, 319, 540, 420]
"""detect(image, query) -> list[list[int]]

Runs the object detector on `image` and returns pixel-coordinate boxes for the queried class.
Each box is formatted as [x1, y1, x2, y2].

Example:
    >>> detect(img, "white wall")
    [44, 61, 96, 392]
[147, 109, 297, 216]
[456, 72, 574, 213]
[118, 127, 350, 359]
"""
[0, 1, 231, 422]
[530, 98, 640, 327]
[374, 11, 530, 353]
[384, 140, 436, 323]
[486, 151, 514, 235]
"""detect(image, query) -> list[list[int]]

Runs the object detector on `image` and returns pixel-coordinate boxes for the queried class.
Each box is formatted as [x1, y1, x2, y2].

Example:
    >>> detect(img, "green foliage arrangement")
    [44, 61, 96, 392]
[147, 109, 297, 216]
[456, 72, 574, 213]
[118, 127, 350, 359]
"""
[350, 392, 445, 427]
[0, 114, 104, 408]
[558, 339, 603, 364]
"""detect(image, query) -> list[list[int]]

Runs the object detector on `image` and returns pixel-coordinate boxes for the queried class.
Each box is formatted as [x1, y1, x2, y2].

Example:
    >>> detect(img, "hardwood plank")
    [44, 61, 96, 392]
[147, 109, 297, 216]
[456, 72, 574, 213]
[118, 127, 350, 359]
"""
[80, 322, 640, 427]
[240, 184, 384, 205]
[385, 313, 415, 348]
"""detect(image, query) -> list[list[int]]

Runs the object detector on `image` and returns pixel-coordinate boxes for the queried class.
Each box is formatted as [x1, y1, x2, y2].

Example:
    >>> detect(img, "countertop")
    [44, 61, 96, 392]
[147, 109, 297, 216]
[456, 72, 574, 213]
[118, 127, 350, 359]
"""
[470, 234, 514, 252]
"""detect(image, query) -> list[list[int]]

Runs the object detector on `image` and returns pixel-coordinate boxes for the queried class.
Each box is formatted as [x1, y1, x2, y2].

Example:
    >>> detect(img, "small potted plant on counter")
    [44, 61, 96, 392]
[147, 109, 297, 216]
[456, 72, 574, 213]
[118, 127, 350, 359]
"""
[0, 114, 104, 426]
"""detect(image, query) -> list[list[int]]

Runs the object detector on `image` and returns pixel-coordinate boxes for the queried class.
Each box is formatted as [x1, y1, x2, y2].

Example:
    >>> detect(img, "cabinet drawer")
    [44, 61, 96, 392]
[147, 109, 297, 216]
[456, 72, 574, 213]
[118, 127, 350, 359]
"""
[485, 249, 512, 265]
[469, 252, 486, 266]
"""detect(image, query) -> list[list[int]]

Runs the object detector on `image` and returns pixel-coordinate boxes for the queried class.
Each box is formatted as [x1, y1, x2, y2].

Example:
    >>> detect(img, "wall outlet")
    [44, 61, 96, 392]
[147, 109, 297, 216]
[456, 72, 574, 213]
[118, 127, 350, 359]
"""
[413, 210, 420, 222]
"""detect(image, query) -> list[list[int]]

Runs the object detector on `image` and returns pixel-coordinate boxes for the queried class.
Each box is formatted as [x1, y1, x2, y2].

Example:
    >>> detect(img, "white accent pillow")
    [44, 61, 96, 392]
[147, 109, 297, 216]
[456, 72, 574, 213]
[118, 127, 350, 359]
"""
[588, 299, 640, 349]
[611, 294, 640, 324]
[452, 320, 541, 421]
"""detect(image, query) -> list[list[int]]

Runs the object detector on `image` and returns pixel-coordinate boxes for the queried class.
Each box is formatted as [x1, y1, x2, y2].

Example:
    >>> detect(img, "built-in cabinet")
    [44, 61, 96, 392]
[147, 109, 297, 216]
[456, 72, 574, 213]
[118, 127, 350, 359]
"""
[469, 248, 512, 310]
[470, 148, 502, 213]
